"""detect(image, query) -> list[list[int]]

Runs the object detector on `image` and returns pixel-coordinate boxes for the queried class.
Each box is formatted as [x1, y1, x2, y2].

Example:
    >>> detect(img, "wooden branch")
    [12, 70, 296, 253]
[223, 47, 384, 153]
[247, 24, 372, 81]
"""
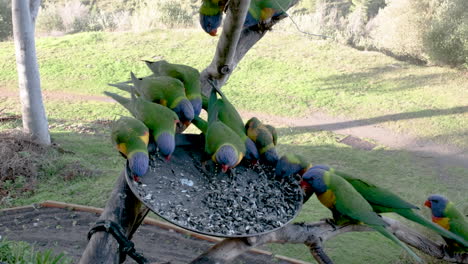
[201, 0, 250, 85]
[200, 0, 300, 95]
[191, 217, 468, 264]
[79, 171, 148, 264]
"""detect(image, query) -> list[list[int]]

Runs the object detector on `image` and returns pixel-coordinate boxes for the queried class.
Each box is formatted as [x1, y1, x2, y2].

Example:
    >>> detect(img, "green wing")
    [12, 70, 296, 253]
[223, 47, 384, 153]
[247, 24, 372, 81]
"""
[328, 172, 423, 262]
[133, 97, 178, 138]
[337, 172, 418, 211]
[111, 116, 148, 153]
[446, 203, 468, 241]
[205, 121, 245, 156]
[145, 60, 201, 100]
[264, 124, 278, 145]
[328, 172, 387, 227]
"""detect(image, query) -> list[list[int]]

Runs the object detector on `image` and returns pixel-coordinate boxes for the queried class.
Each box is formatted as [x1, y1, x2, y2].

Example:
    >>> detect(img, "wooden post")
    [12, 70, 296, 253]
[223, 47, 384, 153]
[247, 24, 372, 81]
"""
[79, 171, 148, 264]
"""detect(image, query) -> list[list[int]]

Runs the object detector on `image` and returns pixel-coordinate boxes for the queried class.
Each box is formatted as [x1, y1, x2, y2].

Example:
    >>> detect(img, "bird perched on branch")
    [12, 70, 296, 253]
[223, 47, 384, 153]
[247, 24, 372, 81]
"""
[245, 117, 278, 165]
[301, 168, 423, 263]
[425, 194, 468, 252]
[110, 73, 194, 126]
[104, 90, 179, 161]
[191, 85, 245, 173]
[199, 0, 227, 36]
[209, 83, 259, 162]
[145, 60, 202, 118]
[306, 165, 468, 248]
[111, 116, 149, 181]
[244, 0, 292, 28]
[275, 153, 311, 179]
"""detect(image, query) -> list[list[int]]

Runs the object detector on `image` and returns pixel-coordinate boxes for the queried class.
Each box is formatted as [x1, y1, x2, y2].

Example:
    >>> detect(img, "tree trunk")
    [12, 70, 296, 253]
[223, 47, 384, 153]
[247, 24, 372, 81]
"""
[12, 0, 51, 145]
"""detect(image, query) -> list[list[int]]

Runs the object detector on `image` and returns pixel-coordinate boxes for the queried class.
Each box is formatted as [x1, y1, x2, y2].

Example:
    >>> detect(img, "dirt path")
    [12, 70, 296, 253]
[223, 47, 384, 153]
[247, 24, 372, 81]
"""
[1, 87, 467, 171]
[0, 205, 303, 264]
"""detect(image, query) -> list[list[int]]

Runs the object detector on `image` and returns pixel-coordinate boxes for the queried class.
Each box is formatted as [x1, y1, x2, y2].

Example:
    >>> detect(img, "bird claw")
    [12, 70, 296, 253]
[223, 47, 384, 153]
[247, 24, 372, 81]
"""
[322, 218, 337, 230]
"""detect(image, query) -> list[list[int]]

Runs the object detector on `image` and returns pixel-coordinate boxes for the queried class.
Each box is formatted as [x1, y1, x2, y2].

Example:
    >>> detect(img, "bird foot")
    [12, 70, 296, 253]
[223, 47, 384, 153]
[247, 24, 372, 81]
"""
[322, 218, 337, 230]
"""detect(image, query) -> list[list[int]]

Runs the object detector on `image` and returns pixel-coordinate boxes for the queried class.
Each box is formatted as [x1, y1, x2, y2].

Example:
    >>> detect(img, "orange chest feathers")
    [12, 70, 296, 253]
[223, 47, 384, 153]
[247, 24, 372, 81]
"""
[317, 190, 336, 209]
[432, 216, 450, 230]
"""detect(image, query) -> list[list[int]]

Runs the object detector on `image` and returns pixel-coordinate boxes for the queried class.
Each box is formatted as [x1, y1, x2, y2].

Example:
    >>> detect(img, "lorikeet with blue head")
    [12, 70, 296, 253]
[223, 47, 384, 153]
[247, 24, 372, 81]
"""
[306, 165, 468, 248]
[209, 83, 259, 163]
[275, 153, 311, 179]
[110, 73, 194, 126]
[301, 168, 423, 263]
[111, 116, 149, 181]
[199, 0, 228, 36]
[245, 117, 278, 165]
[191, 84, 245, 173]
[244, 0, 292, 28]
[104, 90, 179, 161]
[425, 194, 468, 252]
[145, 60, 202, 118]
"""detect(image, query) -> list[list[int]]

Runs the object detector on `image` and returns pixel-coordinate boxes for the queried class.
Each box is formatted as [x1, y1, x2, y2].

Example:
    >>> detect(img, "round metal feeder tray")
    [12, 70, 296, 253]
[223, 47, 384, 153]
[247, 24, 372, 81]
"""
[125, 134, 303, 238]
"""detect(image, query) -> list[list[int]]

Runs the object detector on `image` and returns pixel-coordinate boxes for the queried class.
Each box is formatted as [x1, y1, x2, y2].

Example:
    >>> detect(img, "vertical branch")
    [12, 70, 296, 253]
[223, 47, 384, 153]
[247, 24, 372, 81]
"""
[201, 0, 251, 96]
[200, 0, 300, 95]
[79, 171, 147, 264]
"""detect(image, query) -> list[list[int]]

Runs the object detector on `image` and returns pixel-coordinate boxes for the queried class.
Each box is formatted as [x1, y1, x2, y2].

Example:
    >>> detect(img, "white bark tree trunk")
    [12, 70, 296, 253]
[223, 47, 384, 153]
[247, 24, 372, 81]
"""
[12, 0, 50, 145]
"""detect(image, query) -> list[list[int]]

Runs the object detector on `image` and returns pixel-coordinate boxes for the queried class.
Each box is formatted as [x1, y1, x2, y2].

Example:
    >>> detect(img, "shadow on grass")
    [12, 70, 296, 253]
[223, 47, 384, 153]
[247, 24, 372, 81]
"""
[317, 67, 451, 94]
[276, 106, 468, 136]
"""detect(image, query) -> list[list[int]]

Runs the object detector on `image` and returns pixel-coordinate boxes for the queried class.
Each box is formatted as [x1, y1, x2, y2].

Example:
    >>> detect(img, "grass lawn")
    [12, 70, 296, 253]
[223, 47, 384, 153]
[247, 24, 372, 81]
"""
[0, 29, 467, 263]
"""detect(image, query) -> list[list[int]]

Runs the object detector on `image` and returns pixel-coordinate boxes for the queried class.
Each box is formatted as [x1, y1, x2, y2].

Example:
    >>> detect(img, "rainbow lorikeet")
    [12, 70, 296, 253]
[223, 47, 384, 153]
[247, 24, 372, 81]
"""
[104, 90, 179, 161]
[199, 0, 228, 36]
[110, 73, 194, 126]
[275, 153, 311, 179]
[244, 0, 292, 28]
[425, 194, 468, 252]
[301, 168, 423, 263]
[245, 117, 278, 165]
[307, 165, 468, 249]
[209, 84, 259, 162]
[145, 60, 202, 118]
[191, 86, 245, 173]
[111, 116, 149, 181]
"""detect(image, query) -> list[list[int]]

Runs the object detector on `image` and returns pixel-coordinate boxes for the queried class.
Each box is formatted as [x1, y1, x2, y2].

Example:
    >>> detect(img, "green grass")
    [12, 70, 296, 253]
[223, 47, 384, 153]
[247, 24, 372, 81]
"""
[0, 30, 466, 148]
[0, 30, 467, 263]
[0, 237, 73, 264]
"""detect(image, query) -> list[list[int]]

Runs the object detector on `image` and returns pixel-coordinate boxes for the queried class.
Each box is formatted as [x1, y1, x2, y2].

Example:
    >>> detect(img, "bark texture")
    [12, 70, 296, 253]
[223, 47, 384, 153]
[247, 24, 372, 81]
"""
[12, 0, 51, 145]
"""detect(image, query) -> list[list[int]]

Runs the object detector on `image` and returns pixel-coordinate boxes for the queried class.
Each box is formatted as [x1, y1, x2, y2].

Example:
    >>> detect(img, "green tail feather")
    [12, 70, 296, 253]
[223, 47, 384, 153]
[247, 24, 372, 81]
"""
[398, 209, 468, 247]
[374, 225, 423, 263]
[192, 116, 208, 133]
[207, 80, 219, 124]
[145, 60, 164, 76]
[108, 82, 134, 94]
[104, 91, 134, 117]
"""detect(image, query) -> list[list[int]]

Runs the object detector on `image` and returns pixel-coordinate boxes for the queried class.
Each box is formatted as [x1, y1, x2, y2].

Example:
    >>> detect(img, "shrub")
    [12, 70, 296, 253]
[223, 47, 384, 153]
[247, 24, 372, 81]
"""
[0, 0, 12, 41]
[158, 1, 194, 28]
[368, 0, 436, 62]
[423, 0, 468, 67]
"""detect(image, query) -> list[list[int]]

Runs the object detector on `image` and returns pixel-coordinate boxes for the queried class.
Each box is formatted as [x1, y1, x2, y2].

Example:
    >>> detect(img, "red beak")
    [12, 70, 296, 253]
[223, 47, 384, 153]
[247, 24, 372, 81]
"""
[221, 164, 229, 173]
[165, 155, 171, 162]
[209, 29, 217, 36]
[300, 180, 308, 191]
[133, 175, 140, 182]
[424, 200, 431, 208]
[183, 120, 191, 127]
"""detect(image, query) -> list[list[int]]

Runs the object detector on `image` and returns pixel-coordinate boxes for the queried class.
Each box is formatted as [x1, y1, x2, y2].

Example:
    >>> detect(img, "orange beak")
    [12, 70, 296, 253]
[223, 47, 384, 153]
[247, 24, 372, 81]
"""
[424, 200, 431, 208]
[209, 29, 217, 36]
